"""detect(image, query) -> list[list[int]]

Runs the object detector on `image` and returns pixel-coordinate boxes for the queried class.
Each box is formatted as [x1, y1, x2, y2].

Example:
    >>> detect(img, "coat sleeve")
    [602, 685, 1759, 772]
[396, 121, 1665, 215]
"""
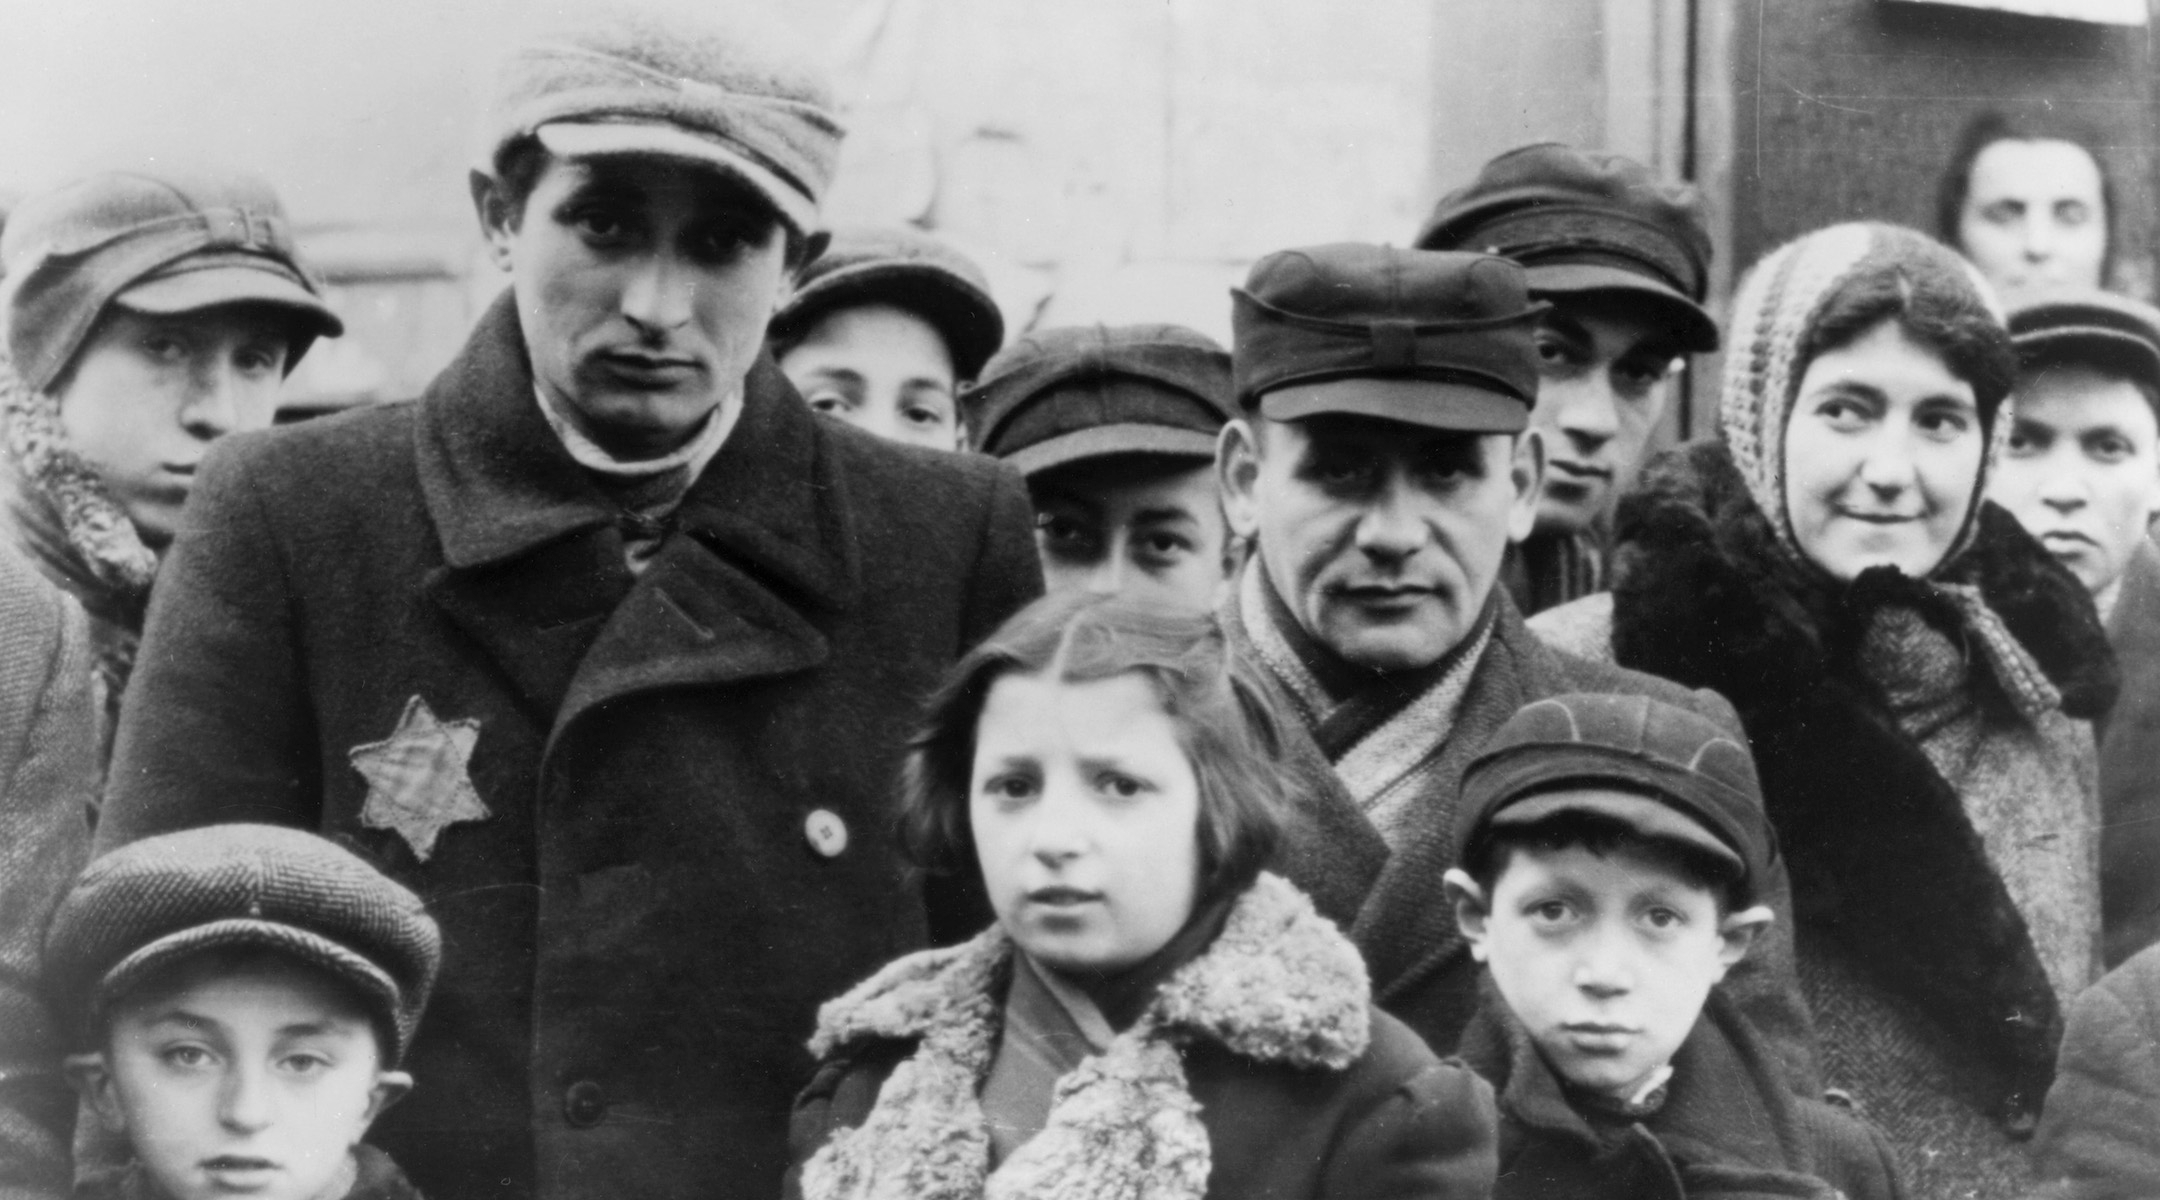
[98, 437, 320, 849]
[0, 566, 94, 1200]
[1319, 1060, 1498, 1200]
[958, 461, 1044, 651]
[2032, 958, 2160, 1200]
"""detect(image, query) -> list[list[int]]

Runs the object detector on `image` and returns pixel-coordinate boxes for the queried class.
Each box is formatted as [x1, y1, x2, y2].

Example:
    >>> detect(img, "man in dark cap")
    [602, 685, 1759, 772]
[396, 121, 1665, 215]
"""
[95, 3, 1040, 1198]
[1418, 143, 1718, 614]
[1215, 242, 1810, 1079]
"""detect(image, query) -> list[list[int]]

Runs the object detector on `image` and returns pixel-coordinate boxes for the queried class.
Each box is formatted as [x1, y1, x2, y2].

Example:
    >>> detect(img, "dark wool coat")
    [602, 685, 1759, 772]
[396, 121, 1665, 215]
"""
[2033, 942, 2160, 1200]
[1459, 983, 1902, 1200]
[1591, 441, 2116, 1129]
[96, 293, 1043, 1200]
[2098, 537, 2160, 966]
[0, 542, 95, 1200]
[1224, 585, 1819, 1096]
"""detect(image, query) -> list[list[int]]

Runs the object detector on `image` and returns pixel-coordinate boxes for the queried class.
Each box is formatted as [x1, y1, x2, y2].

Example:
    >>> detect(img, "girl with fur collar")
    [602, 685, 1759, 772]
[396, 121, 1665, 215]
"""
[786, 593, 1499, 1200]
[1533, 223, 2117, 1200]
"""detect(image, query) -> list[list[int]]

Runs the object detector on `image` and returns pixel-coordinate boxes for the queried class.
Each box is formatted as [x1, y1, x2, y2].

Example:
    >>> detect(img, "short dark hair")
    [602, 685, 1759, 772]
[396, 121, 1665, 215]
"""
[898, 591, 1290, 907]
[489, 134, 811, 266]
[1462, 809, 1747, 914]
[1802, 233, 2017, 432]
[1936, 109, 2117, 289]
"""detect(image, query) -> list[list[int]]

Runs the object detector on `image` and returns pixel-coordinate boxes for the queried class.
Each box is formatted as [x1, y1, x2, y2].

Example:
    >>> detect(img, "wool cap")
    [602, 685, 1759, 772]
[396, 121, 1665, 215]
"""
[964, 324, 1233, 477]
[485, 0, 844, 237]
[1457, 693, 1776, 901]
[770, 227, 1004, 380]
[1720, 221, 2012, 574]
[1417, 142, 1719, 353]
[0, 166, 342, 396]
[1231, 243, 1544, 432]
[45, 824, 440, 1065]
[2009, 288, 2160, 394]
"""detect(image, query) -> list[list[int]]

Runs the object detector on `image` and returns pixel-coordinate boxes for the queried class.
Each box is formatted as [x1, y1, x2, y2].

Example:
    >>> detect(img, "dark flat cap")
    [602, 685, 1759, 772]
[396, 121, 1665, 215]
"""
[771, 226, 1004, 380]
[2009, 288, 2160, 392]
[1231, 243, 1543, 432]
[46, 824, 440, 1064]
[964, 323, 1231, 476]
[1418, 143, 1718, 353]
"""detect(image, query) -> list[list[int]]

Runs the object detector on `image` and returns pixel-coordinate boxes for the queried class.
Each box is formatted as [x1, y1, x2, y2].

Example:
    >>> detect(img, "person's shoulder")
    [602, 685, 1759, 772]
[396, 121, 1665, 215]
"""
[1357, 1007, 1495, 1113]
[1542, 635, 1740, 732]
[0, 537, 67, 636]
[1527, 591, 1613, 660]
[2079, 942, 2160, 1037]
[817, 417, 1015, 504]
[207, 401, 421, 488]
[1787, 1094, 1905, 1200]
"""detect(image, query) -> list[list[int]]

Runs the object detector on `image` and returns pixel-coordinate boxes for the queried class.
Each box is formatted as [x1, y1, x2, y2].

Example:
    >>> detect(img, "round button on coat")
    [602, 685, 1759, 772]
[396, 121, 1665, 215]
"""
[564, 1080, 606, 1128]
[805, 809, 849, 858]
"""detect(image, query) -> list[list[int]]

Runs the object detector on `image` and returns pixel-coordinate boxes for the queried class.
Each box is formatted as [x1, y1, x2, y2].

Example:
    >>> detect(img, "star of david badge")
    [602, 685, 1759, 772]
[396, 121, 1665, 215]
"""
[351, 695, 490, 862]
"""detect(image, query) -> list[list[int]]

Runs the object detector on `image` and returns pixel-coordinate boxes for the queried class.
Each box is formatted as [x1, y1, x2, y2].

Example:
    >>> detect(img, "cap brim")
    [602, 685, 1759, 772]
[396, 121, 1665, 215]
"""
[1523, 262, 1719, 354]
[118, 267, 343, 338]
[2015, 326, 2160, 388]
[1002, 423, 1220, 476]
[1491, 790, 1744, 873]
[1260, 377, 1527, 433]
[537, 122, 818, 236]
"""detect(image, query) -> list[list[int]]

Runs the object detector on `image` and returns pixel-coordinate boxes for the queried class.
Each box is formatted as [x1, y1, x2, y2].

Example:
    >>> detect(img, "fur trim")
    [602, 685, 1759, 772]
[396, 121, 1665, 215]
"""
[0, 351, 156, 607]
[800, 873, 1368, 1200]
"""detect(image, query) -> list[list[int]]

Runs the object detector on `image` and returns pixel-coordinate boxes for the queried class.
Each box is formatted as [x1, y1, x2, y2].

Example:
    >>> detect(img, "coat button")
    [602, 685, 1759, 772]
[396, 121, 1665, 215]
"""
[563, 1081, 606, 1128]
[805, 809, 848, 858]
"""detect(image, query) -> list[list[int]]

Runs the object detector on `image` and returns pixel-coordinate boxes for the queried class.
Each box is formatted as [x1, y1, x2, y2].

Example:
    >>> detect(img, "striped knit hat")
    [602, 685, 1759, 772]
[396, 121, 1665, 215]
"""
[1720, 222, 2012, 575]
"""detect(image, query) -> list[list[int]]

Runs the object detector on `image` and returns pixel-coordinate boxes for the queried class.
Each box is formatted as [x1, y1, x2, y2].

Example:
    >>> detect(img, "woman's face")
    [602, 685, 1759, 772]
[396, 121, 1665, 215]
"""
[1783, 320, 1985, 581]
[969, 671, 1202, 977]
[1957, 138, 2107, 307]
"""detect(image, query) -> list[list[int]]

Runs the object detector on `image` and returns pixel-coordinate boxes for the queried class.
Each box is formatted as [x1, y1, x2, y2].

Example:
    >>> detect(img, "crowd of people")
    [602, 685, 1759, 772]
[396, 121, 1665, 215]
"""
[0, 2, 2153, 1199]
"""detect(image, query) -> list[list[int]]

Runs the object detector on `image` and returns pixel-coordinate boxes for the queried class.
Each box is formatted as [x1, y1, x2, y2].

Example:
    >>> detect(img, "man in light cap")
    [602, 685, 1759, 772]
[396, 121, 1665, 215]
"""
[97, 4, 1040, 1198]
[1215, 242, 1811, 1082]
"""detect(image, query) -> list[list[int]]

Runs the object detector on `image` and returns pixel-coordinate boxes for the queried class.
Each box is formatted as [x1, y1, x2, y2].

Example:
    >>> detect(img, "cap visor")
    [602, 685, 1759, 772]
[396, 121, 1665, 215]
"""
[118, 268, 343, 338]
[1524, 262, 1719, 354]
[1002, 424, 1220, 476]
[93, 919, 405, 1055]
[2015, 327, 2160, 388]
[1260, 377, 1527, 433]
[537, 122, 817, 236]
[1491, 790, 1743, 873]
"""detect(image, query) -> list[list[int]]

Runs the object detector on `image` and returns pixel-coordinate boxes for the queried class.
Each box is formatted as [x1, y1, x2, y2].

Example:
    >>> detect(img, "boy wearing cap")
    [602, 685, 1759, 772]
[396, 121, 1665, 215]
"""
[1445, 693, 1900, 1200]
[1418, 144, 1718, 615]
[966, 324, 1235, 612]
[48, 825, 440, 1200]
[1988, 289, 2160, 965]
[770, 226, 1003, 451]
[1215, 242, 1812, 1087]
[0, 165, 342, 746]
[98, 4, 1040, 1198]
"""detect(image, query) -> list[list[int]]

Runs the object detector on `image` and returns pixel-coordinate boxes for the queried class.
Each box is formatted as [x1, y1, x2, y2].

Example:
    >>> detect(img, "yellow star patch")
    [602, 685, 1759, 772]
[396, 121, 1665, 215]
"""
[351, 695, 490, 862]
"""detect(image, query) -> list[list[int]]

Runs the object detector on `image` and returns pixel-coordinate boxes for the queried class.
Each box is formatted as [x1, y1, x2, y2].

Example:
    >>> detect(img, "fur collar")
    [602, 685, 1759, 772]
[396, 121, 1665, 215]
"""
[800, 872, 1369, 1200]
[1608, 441, 2110, 1124]
[0, 350, 156, 622]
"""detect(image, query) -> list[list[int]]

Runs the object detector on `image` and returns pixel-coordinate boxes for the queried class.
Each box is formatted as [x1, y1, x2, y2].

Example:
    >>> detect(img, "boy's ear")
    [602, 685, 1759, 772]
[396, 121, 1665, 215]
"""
[469, 170, 517, 271]
[1443, 868, 1492, 963]
[364, 1070, 414, 1126]
[1716, 905, 1776, 974]
[1506, 429, 1547, 546]
[1216, 419, 1263, 541]
[64, 1053, 125, 1135]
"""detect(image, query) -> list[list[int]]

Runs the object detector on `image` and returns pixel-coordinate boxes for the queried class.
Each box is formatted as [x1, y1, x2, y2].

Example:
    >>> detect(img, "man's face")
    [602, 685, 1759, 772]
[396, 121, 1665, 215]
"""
[58, 304, 291, 552]
[778, 303, 962, 451]
[1528, 298, 1683, 536]
[1029, 454, 1229, 613]
[474, 153, 791, 460]
[1990, 363, 2160, 599]
[1957, 138, 2108, 307]
[1220, 406, 1541, 673]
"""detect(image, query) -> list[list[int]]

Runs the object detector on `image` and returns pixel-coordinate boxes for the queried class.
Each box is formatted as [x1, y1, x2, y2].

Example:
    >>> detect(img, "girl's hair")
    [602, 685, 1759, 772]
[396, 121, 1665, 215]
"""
[1935, 109, 2117, 288]
[898, 591, 1290, 906]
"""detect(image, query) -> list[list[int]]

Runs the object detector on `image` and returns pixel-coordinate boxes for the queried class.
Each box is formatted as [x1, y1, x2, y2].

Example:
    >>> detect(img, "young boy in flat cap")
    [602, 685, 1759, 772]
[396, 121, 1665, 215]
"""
[97, 3, 1040, 1197]
[966, 323, 1235, 612]
[47, 824, 440, 1200]
[1418, 144, 1718, 615]
[1444, 693, 1900, 1200]
[1987, 290, 2160, 966]
[770, 226, 1003, 451]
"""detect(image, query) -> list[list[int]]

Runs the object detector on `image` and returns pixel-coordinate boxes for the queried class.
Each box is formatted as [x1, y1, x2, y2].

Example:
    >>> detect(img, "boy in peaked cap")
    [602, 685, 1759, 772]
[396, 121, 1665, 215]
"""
[1444, 693, 1899, 1200]
[1419, 143, 1718, 615]
[47, 825, 440, 1200]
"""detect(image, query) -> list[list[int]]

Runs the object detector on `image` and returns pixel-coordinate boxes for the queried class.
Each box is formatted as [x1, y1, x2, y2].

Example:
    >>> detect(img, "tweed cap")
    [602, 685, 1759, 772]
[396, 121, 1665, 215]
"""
[1231, 243, 1544, 432]
[486, 0, 844, 237]
[46, 824, 440, 1065]
[0, 166, 342, 395]
[2009, 288, 2160, 394]
[965, 324, 1232, 476]
[1418, 143, 1718, 353]
[770, 227, 1004, 379]
[1458, 693, 1775, 900]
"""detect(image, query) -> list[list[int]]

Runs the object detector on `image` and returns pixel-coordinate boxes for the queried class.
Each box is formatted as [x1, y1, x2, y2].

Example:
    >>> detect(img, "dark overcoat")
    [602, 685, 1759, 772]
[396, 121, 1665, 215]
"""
[2098, 537, 2160, 965]
[96, 293, 1043, 1200]
[2033, 941, 2160, 1200]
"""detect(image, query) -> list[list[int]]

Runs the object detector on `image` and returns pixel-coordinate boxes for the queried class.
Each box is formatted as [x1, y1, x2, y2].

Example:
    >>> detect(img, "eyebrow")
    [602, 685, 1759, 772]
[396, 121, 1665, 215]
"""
[1129, 505, 1200, 526]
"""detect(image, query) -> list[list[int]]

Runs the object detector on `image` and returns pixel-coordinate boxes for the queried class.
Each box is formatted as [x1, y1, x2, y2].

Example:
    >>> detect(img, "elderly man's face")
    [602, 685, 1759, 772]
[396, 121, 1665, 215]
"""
[475, 153, 791, 460]
[1220, 408, 1541, 673]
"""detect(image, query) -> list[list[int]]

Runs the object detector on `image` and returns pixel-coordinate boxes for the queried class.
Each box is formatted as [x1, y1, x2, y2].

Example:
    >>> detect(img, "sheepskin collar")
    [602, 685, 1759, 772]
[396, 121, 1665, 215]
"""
[0, 350, 156, 625]
[800, 872, 1369, 1200]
